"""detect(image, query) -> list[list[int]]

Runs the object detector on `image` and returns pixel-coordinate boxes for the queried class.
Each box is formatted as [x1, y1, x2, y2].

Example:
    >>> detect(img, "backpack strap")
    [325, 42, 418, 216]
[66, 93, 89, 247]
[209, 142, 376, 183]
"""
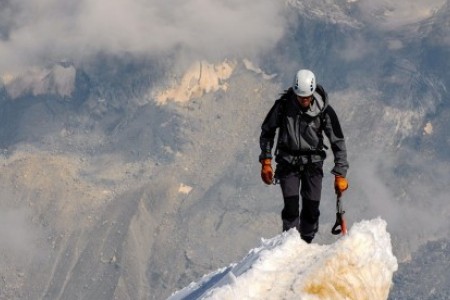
[318, 106, 329, 150]
[276, 88, 292, 119]
[273, 88, 292, 157]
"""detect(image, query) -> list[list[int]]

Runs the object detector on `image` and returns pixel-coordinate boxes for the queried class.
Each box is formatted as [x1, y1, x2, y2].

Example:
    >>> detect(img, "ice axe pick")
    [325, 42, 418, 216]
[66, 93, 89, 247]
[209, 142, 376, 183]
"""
[331, 195, 347, 235]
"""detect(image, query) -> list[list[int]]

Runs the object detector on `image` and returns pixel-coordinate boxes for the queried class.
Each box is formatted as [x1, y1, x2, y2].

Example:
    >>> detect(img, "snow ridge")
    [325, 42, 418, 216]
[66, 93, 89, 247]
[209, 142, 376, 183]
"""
[169, 218, 398, 300]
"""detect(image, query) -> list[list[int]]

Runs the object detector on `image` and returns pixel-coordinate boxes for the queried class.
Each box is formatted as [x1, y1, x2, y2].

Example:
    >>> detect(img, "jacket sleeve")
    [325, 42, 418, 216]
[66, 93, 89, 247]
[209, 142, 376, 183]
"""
[259, 100, 282, 161]
[322, 105, 349, 177]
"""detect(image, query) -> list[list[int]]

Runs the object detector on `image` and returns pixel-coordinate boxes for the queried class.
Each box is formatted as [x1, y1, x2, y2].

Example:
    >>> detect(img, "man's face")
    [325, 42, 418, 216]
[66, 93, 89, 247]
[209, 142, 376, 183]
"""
[297, 95, 312, 108]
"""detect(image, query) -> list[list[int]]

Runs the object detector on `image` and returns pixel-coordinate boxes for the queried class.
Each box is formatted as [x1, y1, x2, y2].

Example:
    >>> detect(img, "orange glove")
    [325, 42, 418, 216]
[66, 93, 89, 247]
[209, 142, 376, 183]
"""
[260, 159, 273, 185]
[335, 176, 348, 196]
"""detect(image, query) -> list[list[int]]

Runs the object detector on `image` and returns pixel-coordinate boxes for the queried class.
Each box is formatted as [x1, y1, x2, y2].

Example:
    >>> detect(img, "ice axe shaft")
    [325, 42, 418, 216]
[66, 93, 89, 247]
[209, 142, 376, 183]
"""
[331, 195, 347, 235]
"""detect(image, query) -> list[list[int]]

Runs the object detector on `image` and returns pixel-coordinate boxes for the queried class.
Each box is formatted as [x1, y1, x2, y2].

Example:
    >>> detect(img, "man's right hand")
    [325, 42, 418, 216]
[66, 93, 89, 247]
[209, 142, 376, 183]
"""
[260, 159, 273, 185]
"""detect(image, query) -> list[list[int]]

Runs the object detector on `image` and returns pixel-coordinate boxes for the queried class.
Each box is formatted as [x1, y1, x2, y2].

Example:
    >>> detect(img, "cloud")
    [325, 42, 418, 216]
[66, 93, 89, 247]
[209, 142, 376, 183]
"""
[0, 0, 287, 73]
[348, 150, 450, 259]
[0, 209, 37, 258]
[3, 64, 76, 98]
[336, 35, 374, 62]
[353, 0, 445, 29]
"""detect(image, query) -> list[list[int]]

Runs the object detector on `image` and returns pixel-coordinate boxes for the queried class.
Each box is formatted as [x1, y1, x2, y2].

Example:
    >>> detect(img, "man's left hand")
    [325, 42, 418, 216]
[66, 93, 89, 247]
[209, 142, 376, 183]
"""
[335, 176, 348, 196]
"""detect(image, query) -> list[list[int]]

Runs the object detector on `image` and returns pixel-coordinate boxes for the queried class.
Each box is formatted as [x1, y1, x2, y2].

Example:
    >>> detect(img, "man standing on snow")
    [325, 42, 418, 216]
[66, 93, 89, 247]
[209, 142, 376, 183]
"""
[259, 69, 349, 243]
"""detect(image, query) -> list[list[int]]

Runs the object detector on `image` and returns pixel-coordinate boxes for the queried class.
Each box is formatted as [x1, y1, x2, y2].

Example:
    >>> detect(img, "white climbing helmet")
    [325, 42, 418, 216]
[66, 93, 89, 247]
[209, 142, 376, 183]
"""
[293, 69, 316, 97]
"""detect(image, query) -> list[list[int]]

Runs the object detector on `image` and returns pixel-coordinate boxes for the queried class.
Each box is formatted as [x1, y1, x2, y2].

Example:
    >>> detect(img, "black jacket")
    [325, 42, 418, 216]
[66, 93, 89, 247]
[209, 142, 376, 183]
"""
[259, 85, 349, 177]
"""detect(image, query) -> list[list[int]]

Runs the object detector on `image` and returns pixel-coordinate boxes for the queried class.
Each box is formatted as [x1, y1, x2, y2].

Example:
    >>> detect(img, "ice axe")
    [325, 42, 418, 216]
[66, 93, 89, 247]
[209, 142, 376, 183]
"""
[331, 195, 347, 235]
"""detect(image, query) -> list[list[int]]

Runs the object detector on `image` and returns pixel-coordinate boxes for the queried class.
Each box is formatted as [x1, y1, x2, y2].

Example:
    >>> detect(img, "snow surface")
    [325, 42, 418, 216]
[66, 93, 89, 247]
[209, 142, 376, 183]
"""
[169, 218, 398, 300]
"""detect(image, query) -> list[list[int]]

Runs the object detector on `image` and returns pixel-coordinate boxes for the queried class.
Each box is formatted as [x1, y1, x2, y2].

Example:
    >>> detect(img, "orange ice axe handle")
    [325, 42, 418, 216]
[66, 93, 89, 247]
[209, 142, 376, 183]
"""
[331, 196, 347, 235]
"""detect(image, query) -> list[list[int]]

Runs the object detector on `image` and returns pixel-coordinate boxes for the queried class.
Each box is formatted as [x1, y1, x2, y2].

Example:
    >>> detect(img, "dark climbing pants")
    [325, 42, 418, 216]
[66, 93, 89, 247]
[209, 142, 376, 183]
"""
[277, 162, 323, 243]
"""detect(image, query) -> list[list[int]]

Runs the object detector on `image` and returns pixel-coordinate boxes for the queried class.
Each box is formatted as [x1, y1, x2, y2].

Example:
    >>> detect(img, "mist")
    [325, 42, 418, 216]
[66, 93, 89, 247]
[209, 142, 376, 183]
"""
[0, 209, 34, 254]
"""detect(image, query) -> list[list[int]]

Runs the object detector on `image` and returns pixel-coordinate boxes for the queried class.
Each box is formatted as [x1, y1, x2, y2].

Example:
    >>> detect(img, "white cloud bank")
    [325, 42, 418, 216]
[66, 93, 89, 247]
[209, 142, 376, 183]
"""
[0, 0, 287, 73]
[169, 218, 398, 300]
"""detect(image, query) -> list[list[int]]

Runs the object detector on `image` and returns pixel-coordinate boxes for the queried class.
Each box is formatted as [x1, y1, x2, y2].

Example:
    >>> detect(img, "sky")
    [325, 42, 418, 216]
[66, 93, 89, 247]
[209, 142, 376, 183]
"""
[168, 218, 398, 300]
